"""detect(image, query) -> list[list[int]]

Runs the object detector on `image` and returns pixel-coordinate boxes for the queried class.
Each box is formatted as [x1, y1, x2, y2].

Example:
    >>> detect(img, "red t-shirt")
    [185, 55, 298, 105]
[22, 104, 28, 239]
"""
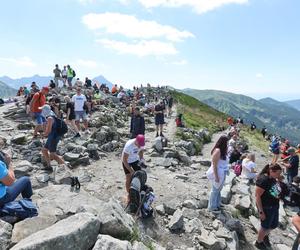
[31, 92, 46, 113]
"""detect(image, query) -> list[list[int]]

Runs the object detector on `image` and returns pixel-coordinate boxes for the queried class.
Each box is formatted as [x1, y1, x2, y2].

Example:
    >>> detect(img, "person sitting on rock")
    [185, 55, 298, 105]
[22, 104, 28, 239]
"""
[40, 105, 66, 171]
[282, 147, 299, 184]
[241, 153, 257, 182]
[0, 150, 33, 208]
[175, 114, 184, 128]
[130, 107, 145, 139]
[122, 135, 145, 198]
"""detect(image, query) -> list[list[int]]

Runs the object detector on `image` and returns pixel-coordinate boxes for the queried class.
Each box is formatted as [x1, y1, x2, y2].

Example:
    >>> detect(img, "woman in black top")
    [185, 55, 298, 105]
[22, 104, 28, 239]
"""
[255, 163, 282, 249]
[64, 96, 80, 138]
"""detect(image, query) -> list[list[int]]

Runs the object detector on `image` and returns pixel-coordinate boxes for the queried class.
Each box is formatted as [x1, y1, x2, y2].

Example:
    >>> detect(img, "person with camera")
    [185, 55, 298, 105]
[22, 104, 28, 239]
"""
[0, 150, 33, 208]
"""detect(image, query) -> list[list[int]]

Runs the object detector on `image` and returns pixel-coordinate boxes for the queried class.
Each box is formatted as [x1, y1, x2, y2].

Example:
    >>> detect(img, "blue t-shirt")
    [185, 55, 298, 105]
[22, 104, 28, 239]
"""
[0, 161, 8, 198]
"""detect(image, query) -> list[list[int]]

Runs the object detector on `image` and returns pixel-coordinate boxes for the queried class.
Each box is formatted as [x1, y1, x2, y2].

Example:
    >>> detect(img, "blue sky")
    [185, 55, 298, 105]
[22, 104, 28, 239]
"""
[0, 0, 299, 101]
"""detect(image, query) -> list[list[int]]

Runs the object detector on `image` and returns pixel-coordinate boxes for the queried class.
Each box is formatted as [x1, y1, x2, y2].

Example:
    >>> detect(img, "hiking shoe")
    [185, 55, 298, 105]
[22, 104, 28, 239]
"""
[156, 133, 159, 137]
[160, 132, 164, 137]
[263, 235, 271, 248]
[210, 209, 221, 214]
[254, 241, 267, 250]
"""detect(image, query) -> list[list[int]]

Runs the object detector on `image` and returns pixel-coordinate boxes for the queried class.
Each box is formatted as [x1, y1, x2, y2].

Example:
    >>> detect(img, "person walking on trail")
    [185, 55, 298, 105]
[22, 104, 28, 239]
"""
[282, 147, 299, 184]
[130, 107, 145, 139]
[72, 88, 89, 133]
[261, 126, 267, 138]
[67, 65, 75, 88]
[53, 64, 62, 87]
[64, 96, 80, 138]
[40, 105, 65, 171]
[30, 86, 49, 138]
[122, 135, 145, 196]
[206, 135, 229, 214]
[255, 163, 283, 249]
[167, 95, 173, 117]
[154, 100, 165, 137]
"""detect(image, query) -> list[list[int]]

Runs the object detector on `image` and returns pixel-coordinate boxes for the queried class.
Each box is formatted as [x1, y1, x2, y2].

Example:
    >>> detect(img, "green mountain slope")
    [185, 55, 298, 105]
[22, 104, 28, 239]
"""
[181, 89, 300, 144]
[0, 81, 17, 98]
[285, 99, 300, 111]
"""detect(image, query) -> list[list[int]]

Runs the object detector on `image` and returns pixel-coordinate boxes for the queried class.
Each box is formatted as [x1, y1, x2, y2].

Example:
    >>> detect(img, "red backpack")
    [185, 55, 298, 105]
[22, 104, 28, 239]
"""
[234, 163, 242, 176]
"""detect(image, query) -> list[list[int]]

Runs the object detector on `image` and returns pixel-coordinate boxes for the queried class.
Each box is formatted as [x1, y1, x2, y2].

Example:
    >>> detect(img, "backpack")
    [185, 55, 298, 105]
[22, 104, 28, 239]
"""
[269, 140, 279, 153]
[234, 163, 242, 176]
[53, 116, 68, 136]
[141, 190, 155, 218]
[72, 70, 76, 77]
[161, 137, 168, 147]
[0, 198, 38, 220]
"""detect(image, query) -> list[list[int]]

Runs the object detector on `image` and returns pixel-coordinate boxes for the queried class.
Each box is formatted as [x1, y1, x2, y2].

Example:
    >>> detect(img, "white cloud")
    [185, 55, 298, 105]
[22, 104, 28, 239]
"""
[256, 73, 263, 78]
[82, 12, 194, 42]
[76, 59, 98, 68]
[0, 56, 36, 67]
[138, 0, 248, 14]
[97, 39, 178, 56]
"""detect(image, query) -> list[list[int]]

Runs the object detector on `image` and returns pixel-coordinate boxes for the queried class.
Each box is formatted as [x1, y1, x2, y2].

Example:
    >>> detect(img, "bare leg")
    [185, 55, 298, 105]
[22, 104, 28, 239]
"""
[71, 120, 79, 133]
[75, 120, 80, 131]
[50, 153, 65, 165]
[257, 228, 271, 242]
[83, 120, 88, 130]
[41, 148, 51, 166]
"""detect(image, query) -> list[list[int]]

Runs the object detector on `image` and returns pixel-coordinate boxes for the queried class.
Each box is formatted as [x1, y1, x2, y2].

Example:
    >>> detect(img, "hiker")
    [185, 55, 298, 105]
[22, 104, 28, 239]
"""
[74, 78, 83, 89]
[281, 139, 290, 160]
[49, 96, 62, 117]
[206, 135, 229, 213]
[72, 88, 89, 133]
[61, 65, 67, 86]
[282, 147, 299, 184]
[85, 89, 94, 114]
[167, 95, 174, 117]
[121, 135, 145, 195]
[288, 176, 300, 207]
[255, 163, 283, 249]
[23, 86, 30, 98]
[154, 100, 165, 137]
[227, 117, 233, 127]
[30, 86, 49, 138]
[67, 65, 75, 88]
[64, 96, 80, 138]
[111, 84, 118, 96]
[30, 82, 39, 93]
[93, 90, 102, 105]
[130, 107, 145, 139]
[175, 114, 184, 127]
[53, 64, 62, 87]
[292, 214, 300, 250]
[261, 126, 267, 138]
[40, 105, 65, 170]
[241, 153, 257, 181]
[270, 136, 280, 164]
[250, 122, 257, 131]
[85, 77, 92, 88]
[0, 150, 33, 208]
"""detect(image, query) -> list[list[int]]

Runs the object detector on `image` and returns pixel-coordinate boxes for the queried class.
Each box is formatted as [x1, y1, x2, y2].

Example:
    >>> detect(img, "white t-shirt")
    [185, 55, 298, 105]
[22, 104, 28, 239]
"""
[242, 160, 256, 179]
[72, 94, 87, 112]
[122, 139, 143, 164]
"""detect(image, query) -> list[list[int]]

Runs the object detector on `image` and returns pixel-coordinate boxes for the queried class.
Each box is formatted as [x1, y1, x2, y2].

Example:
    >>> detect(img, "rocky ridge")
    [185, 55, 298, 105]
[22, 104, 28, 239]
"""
[0, 87, 297, 250]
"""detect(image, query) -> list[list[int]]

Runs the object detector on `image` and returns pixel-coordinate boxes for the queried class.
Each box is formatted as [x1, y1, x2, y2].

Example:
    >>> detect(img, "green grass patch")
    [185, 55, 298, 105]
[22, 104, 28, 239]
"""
[240, 127, 270, 154]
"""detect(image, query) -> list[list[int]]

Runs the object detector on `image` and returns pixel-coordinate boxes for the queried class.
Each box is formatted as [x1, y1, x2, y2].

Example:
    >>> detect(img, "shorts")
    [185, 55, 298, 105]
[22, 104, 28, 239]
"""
[44, 136, 61, 153]
[75, 111, 87, 121]
[33, 112, 46, 125]
[261, 206, 279, 230]
[155, 114, 164, 125]
[67, 77, 73, 84]
[122, 161, 141, 175]
[272, 149, 280, 155]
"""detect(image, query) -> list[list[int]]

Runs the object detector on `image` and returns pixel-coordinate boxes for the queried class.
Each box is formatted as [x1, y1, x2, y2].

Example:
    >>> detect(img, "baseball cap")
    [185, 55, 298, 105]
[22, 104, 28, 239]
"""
[42, 86, 50, 92]
[136, 134, 145, 147]
[287, 147, 296, 154]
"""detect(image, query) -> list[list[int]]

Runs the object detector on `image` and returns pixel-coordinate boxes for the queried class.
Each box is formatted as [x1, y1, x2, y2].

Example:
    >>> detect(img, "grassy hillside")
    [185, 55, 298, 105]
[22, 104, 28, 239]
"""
[0, 81, 17, 98]
[285, 99, 300, 111]
[181, 89, 300, 144]
[171, 90, 227, 133]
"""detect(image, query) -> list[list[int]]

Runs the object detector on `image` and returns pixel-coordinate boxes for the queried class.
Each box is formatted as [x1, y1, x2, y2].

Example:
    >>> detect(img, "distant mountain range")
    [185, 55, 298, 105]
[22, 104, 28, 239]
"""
[285, 99, 300, 111]
[0, 74, 114, 90]
[0, 81, 17, 98]
[182, 89, 300, 144]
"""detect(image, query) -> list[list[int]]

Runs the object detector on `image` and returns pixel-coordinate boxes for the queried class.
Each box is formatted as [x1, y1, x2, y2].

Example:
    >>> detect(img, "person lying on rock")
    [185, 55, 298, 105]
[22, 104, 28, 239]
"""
[0, 151, 33, 208]
[122, 135, 145, 200]
[40, 105, 66, 171]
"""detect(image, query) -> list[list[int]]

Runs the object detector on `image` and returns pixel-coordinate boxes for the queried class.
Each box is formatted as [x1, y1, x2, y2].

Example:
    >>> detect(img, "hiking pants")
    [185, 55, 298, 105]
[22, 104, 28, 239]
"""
[0, 177, 33, 207]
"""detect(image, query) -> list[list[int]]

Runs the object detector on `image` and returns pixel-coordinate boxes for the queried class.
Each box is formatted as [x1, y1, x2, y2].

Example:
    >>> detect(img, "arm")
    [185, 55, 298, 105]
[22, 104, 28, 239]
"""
[292, 215, 300, 233]
[43, 117, 53, 137]
[122, 153, 133, 174]
[138, 149, 144, 161]
[211, 149, 221, 183]
[0, 161, 15, 186]
[255, 186, 266, 220]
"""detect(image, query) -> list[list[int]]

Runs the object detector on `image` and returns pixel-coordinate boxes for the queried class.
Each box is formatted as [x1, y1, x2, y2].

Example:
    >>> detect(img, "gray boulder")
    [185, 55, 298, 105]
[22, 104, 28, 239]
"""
[153, 137, 163, 152]
[0, 220, 12, 250]
[11, 213, 100, 250]
[168, 209, 184, 231]
[92, 235, 132, 250]
[14, 160, 34, 177]
[11, 134, 27, 145]
[185, 218, 203, 234]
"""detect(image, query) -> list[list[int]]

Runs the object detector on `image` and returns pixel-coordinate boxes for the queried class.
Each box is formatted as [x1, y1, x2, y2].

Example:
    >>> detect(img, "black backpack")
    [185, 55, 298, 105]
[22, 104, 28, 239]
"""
[72, 70, 76, 77]
[53, 116, 68, 136]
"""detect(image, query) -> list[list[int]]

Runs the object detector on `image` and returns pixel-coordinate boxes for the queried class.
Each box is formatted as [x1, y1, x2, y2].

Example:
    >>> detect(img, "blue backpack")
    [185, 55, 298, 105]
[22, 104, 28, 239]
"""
[0, 198, 38, 220]
[269, 140, 279, 153]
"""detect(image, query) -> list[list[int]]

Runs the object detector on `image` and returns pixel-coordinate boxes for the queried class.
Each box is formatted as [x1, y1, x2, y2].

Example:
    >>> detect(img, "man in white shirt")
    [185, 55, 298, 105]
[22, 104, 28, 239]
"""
[72, 88, 88, 132]
[122, 134, 145, 194]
